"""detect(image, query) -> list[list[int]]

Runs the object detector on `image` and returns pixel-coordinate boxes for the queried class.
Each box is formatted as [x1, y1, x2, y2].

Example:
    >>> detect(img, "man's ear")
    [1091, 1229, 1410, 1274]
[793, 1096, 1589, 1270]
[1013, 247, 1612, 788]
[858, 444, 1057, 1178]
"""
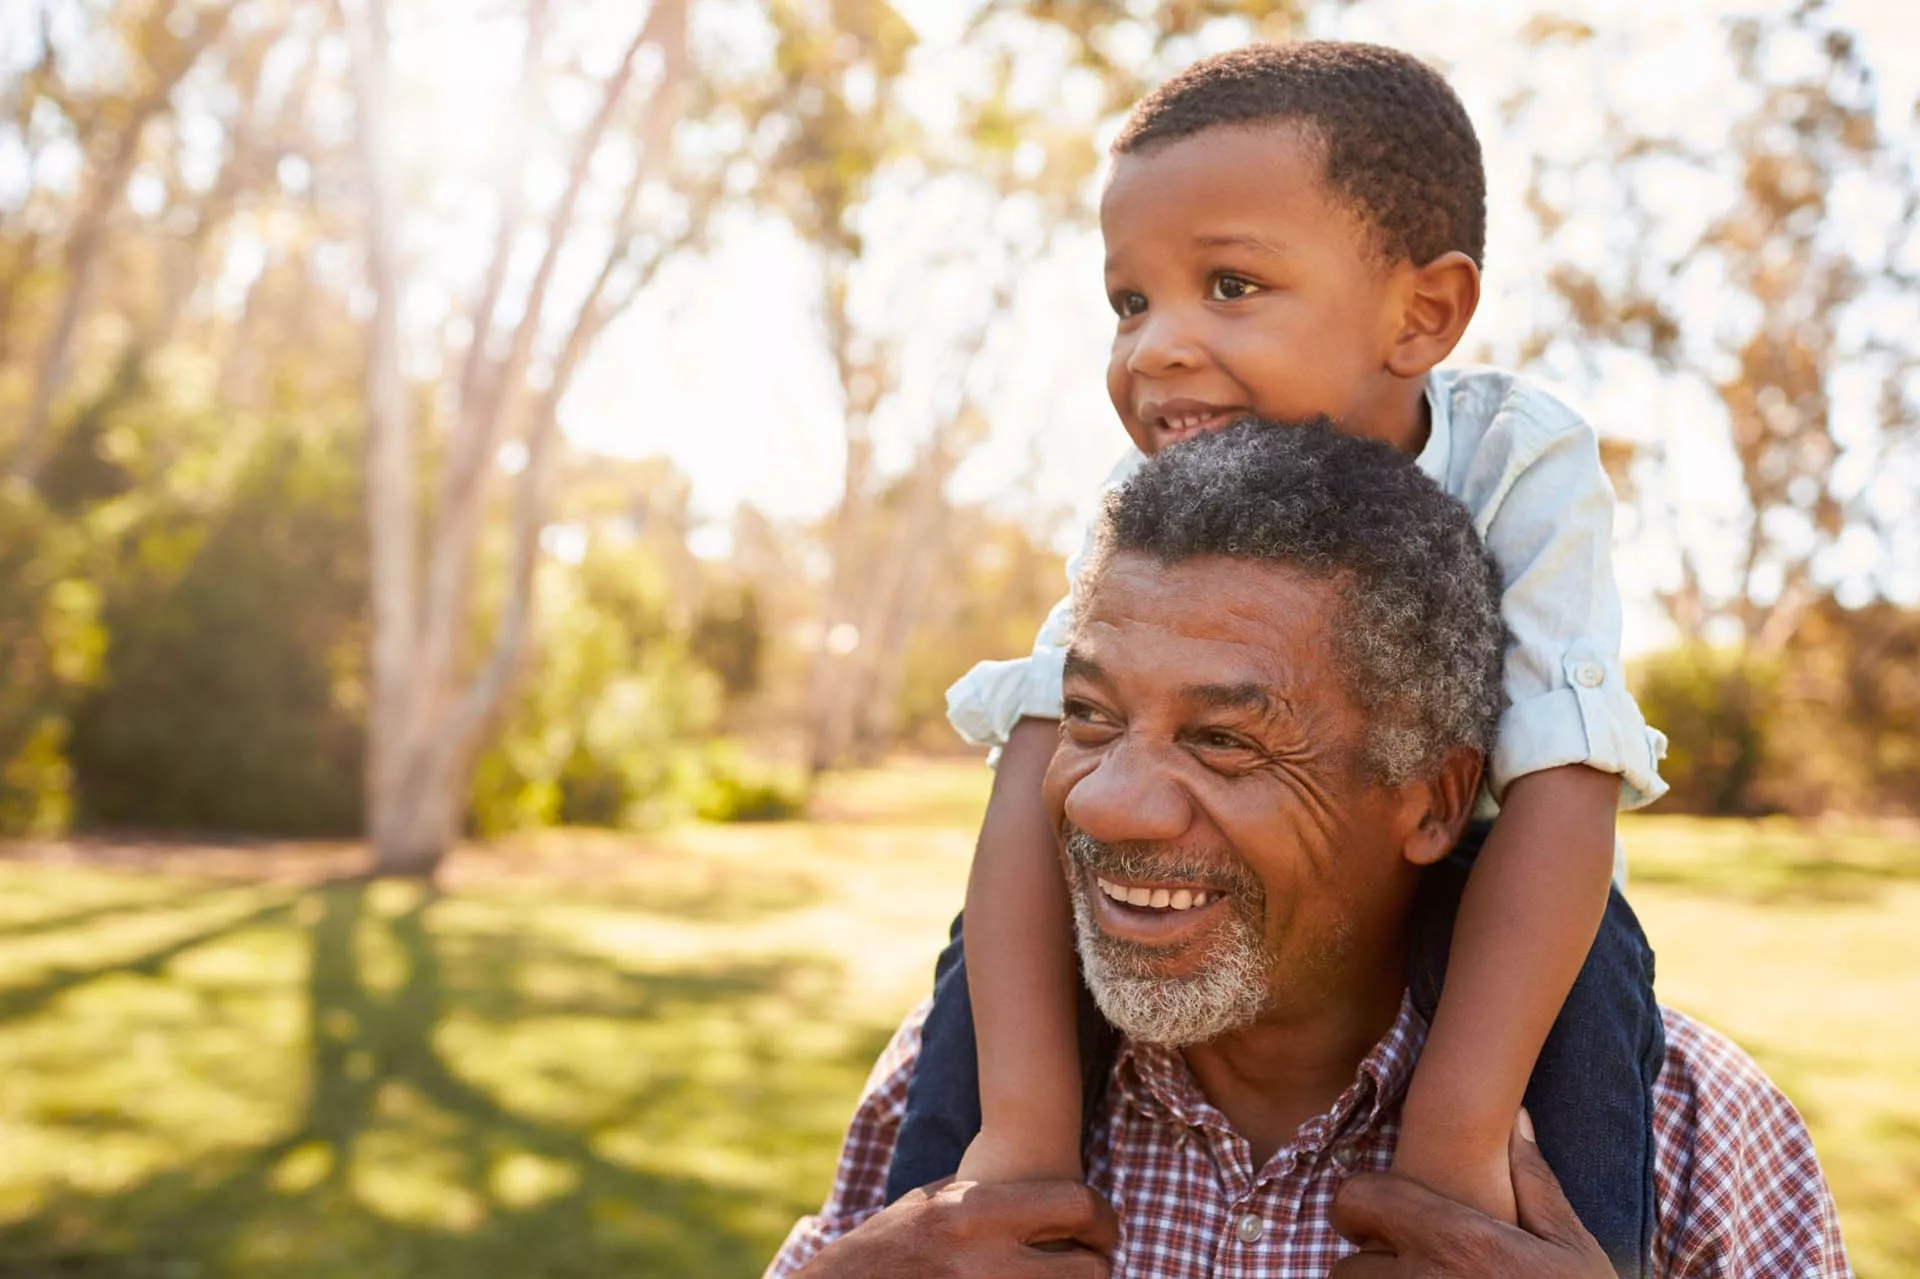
[1384, 251, 1480, 380]
[1396, 745, 1484, 868]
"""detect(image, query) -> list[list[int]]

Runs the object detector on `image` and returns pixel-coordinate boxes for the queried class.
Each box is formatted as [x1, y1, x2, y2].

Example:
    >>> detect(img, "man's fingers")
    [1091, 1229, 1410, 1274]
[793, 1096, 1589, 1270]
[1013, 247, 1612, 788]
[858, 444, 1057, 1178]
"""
[1508, 1110, 1585, 1246]
[959, 1179, 1120, 1256]
[1326, 1249, 1404, 1278]
[1329, 1170, 1469, 1251]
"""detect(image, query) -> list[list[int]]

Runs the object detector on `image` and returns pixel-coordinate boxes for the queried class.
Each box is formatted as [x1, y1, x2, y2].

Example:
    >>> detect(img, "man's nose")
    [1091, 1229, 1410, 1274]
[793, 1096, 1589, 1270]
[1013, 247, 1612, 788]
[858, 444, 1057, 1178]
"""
[1063, 738, 1193, 846]
[1125, 304, 1205, 377]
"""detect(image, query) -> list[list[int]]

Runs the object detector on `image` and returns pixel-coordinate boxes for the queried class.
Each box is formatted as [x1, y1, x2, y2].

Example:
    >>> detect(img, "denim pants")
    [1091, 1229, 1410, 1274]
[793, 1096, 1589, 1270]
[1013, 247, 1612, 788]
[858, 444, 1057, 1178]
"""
[883, 821, 1663, 1278]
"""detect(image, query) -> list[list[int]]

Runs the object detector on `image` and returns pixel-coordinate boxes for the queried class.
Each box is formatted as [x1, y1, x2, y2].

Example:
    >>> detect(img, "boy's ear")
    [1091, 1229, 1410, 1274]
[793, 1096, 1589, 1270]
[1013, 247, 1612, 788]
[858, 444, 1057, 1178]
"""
[1385, 250, 1480, 379]
[1396, 744, 1485, 868]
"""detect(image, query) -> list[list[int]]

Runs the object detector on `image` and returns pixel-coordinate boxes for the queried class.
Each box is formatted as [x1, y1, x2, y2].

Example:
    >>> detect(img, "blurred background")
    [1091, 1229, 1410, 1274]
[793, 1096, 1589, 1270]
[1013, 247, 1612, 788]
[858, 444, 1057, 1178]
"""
[1, 0, 1916, 1274]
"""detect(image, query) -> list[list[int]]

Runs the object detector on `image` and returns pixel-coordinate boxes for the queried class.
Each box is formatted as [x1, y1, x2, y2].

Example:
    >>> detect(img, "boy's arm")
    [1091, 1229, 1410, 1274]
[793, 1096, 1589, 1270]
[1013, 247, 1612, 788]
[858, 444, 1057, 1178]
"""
[1392, 764, 1618, 1221]
[958, 716, 1086, 1181]
[1394, 396, 1658, 1217]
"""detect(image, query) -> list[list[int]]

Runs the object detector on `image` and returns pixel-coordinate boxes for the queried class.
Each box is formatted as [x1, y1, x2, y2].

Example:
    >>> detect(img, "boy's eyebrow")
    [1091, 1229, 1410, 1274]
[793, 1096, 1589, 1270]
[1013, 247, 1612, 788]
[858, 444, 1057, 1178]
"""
[1193, 231, 1298, 258]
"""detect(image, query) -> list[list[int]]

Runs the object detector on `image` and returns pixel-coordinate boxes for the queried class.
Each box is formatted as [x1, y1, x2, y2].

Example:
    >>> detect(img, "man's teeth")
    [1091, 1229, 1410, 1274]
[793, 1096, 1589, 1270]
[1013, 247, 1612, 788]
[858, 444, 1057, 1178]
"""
[1163, 411, 1227, 432]
[1096, 877, 1210, 910]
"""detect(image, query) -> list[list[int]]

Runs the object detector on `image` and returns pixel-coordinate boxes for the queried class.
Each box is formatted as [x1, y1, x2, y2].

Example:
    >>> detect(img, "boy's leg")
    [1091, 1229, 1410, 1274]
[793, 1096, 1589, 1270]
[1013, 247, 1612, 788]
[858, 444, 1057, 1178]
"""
[1410, 825, 1664, 1279]
[885, 912, 1120, 1204]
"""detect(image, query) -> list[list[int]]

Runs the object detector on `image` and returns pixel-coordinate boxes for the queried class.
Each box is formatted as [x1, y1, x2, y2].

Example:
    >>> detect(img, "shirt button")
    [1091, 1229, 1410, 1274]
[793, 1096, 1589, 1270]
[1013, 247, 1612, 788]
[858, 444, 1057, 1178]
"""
[1331, 1140, 1360, 1170]
[1235, 1212, 1265, 1243]
[1574, 661, 1605, 688]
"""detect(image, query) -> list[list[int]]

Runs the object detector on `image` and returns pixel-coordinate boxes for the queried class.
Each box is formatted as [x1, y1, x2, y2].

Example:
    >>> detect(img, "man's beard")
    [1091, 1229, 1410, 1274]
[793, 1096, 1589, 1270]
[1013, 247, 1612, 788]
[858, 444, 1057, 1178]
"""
[1064, 826, 1274, 1047]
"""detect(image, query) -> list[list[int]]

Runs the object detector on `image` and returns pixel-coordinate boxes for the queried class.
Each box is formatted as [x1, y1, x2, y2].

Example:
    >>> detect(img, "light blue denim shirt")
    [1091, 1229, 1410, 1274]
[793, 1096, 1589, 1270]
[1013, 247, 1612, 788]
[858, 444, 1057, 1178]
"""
[945, 367, 1670, 815]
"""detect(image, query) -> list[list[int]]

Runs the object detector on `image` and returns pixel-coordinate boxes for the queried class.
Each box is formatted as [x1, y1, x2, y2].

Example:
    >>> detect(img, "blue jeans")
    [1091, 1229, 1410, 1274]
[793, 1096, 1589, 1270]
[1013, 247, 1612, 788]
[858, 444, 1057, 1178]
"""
[883, 821, 1663, 1279]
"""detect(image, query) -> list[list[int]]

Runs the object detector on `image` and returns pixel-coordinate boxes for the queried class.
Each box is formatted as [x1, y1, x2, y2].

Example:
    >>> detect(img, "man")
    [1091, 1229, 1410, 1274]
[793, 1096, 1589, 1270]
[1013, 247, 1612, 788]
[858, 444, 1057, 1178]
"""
[768, 422, 1848, 1278]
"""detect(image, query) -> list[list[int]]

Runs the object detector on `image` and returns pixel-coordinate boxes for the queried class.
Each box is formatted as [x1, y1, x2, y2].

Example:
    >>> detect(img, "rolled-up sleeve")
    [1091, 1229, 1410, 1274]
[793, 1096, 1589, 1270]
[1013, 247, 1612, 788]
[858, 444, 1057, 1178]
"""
[945, 451, 1143, 752]
[1473, 411, 1668, 809]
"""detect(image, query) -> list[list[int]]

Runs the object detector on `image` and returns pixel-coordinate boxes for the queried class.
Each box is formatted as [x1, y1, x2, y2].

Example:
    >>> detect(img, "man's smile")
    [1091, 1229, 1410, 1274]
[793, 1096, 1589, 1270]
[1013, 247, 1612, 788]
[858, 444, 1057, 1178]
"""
[1087, 866, 1230, 947]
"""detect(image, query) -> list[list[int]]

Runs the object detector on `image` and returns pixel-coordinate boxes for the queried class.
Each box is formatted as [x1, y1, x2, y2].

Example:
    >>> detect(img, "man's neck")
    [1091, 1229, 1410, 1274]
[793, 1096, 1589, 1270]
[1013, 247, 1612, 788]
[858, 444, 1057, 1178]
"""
[1178, 963, 1407, 1168]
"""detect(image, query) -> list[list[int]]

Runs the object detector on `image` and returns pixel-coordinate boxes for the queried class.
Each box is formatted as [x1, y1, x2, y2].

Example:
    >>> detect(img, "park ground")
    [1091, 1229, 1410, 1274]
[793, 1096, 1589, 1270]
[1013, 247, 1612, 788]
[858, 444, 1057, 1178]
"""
[0, 761, 1915, 1278]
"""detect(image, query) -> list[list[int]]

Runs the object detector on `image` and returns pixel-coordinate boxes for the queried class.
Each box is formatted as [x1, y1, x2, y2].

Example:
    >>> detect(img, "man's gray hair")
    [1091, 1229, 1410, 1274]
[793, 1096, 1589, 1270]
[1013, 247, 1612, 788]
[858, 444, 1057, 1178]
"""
[1088, 419, 1508, 783]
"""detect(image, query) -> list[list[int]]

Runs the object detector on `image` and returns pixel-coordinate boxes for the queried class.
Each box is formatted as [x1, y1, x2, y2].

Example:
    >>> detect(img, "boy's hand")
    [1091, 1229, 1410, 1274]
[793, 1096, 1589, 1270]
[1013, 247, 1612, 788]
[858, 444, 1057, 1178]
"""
[957, 1126, 1086, 1185]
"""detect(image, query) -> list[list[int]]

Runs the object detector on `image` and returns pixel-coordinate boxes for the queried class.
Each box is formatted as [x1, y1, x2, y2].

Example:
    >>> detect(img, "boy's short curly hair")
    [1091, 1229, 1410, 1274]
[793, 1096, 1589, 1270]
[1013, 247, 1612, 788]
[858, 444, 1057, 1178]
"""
[1112, 41, 1486, 268]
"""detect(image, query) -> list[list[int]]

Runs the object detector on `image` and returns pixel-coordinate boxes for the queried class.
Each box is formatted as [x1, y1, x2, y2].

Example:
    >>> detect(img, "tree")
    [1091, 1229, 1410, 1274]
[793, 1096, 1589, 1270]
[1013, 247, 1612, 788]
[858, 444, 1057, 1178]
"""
[333, 0, 713, 873]
[1509, 1, 1920, 650]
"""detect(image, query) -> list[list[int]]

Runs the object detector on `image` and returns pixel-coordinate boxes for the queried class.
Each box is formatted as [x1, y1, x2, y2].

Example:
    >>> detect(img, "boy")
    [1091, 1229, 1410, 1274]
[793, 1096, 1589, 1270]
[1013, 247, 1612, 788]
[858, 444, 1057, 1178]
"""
[886, 41, 1668, 1277]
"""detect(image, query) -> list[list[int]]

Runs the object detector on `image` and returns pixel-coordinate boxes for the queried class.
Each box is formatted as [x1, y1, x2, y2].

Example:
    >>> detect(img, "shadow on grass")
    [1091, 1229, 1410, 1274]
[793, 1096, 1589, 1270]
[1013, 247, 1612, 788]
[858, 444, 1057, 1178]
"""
[0, 882, 247, 941]
[0, 895, 300, 1025]
[0, 880, 870, 1279]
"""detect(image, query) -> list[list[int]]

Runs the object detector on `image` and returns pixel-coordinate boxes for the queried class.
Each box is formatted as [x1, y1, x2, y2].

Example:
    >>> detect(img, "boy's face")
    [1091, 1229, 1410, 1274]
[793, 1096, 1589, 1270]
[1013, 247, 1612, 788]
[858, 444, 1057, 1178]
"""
[1100, 122, 1419, 456]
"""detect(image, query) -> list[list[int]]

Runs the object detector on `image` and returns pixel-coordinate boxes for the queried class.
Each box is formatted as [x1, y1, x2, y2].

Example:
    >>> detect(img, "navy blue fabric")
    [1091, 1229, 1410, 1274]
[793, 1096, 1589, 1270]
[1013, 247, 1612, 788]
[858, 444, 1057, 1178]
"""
[1409, 822, 1663, 1279]
[883, 821, 1660, 1279]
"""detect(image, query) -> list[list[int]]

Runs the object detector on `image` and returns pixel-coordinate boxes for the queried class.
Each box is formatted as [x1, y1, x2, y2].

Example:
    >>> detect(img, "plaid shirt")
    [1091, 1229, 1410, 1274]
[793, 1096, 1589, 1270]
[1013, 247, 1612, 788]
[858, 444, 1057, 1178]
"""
[767, 995, 1849, 1277]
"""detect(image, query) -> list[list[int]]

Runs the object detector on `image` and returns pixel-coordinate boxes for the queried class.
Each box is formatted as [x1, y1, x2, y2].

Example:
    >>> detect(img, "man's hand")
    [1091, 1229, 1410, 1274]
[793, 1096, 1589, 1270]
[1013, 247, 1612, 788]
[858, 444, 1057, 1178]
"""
[795, 1177, 1118, 1279]
[1328, 1113, 1616, 1278]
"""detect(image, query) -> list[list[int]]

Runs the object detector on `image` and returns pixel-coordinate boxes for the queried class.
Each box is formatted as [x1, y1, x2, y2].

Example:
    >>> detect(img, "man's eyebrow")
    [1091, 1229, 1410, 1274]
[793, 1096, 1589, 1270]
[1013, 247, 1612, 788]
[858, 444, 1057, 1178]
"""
[1193, 232, 1298, 258]
[1184, 682, 1279, 715]
[1062, 650, 1107, 684]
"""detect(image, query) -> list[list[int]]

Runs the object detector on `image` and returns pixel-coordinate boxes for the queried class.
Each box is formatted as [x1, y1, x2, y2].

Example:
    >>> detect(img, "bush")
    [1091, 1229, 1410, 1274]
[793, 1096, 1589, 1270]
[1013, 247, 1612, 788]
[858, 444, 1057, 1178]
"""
[67, 432, 367, 836]
[1633, 644, 1779, 816]
[469, 537, 724, 835]
[687, 748, 806, 823]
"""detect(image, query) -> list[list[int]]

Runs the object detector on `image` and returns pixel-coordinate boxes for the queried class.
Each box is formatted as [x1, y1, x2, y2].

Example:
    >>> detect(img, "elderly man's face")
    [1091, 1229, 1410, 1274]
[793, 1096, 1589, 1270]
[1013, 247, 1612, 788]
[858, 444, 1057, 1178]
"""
[1044, 551, 1430, 1046]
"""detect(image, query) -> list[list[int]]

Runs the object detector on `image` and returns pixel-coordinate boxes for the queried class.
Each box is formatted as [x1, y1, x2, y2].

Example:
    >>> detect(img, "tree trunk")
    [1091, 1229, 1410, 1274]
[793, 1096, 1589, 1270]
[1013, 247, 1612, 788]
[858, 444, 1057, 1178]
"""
[337, 0, 690, 877]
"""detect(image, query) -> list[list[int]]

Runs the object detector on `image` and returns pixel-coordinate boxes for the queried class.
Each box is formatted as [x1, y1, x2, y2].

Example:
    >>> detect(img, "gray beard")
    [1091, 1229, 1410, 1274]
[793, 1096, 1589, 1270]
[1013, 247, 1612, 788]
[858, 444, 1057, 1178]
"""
[1064, 827, 1274, 1047]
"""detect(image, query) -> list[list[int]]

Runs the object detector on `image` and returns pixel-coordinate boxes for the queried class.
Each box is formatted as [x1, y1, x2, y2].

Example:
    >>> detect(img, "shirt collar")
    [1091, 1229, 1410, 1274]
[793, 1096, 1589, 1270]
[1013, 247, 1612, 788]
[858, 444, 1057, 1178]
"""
[1416, 374, 1451, 485]
[1111, 990, 1428, 1157]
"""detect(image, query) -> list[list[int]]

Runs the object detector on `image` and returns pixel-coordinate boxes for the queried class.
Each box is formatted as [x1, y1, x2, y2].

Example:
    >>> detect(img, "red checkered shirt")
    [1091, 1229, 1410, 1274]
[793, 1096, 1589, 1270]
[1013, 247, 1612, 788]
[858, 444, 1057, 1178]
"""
[766, 994, 1849, 1277]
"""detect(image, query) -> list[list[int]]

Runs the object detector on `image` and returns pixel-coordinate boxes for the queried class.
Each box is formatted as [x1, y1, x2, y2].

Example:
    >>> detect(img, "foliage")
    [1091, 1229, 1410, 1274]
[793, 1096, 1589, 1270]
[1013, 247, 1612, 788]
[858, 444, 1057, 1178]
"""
[686, 745, 808, 823]
[1635, 645, 1781, 816]
[469, 535, 723, 836]
[1636, 599, 1920, 817]
[0, 490, 105, 835]
[1510, 1, 1920, 644]
[67, 425, 368, 835]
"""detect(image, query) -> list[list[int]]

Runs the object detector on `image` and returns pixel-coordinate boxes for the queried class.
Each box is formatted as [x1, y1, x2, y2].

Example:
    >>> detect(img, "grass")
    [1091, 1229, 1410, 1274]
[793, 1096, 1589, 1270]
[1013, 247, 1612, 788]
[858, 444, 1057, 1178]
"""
[0, 762, 1914, 1277]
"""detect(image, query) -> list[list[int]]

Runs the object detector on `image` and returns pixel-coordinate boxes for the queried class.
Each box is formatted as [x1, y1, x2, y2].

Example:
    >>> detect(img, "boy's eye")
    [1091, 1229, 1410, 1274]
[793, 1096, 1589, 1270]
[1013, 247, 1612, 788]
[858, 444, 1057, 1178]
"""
[1210, 275, 1259, 301]
[1111, 291, 1147, 318]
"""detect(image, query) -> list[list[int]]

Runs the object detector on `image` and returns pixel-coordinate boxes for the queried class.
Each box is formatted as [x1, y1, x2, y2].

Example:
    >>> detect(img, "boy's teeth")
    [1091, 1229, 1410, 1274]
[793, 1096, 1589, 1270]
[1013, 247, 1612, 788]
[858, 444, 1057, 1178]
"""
[1094, 877, 1213, 911]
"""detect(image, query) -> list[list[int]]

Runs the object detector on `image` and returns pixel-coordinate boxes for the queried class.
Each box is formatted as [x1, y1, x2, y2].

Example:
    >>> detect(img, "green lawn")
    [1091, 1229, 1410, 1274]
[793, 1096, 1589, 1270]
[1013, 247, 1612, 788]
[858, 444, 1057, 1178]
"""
[0, 763, 1914, 1277]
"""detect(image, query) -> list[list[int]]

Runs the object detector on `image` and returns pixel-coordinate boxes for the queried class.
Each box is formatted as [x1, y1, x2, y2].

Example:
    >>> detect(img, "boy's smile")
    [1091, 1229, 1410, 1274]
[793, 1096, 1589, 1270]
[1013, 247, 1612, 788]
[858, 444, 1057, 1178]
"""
[1101, 122, 1444, 458]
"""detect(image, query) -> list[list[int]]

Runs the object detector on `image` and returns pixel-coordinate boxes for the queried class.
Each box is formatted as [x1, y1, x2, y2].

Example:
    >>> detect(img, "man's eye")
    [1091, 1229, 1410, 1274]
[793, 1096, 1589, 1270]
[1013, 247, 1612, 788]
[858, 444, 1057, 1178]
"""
[1111, 291, 1147, 318]
[1210, 275, 1258, 301]
[1198, 729, 1249, 751]
[1063, 698, 1118, 731]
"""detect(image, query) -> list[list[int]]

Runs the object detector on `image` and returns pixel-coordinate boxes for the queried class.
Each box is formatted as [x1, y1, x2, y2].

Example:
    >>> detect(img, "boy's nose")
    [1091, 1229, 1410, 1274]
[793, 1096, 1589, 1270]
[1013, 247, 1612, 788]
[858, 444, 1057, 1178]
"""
[1125, 307, 1205, 377]
[1062, 738, 1193, 847]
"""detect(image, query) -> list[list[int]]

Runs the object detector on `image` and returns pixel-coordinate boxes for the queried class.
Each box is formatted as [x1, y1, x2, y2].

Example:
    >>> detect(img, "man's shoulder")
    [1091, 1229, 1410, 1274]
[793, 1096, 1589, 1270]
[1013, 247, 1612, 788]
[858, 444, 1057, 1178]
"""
[1650, 1006, 1850, 1276]
[1656, 1005, 1807, 1128]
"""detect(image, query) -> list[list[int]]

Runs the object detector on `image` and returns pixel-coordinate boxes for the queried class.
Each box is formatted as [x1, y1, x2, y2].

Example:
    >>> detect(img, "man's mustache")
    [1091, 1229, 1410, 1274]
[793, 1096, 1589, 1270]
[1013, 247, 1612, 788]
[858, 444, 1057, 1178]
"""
[1063, 826, 1263, 900]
